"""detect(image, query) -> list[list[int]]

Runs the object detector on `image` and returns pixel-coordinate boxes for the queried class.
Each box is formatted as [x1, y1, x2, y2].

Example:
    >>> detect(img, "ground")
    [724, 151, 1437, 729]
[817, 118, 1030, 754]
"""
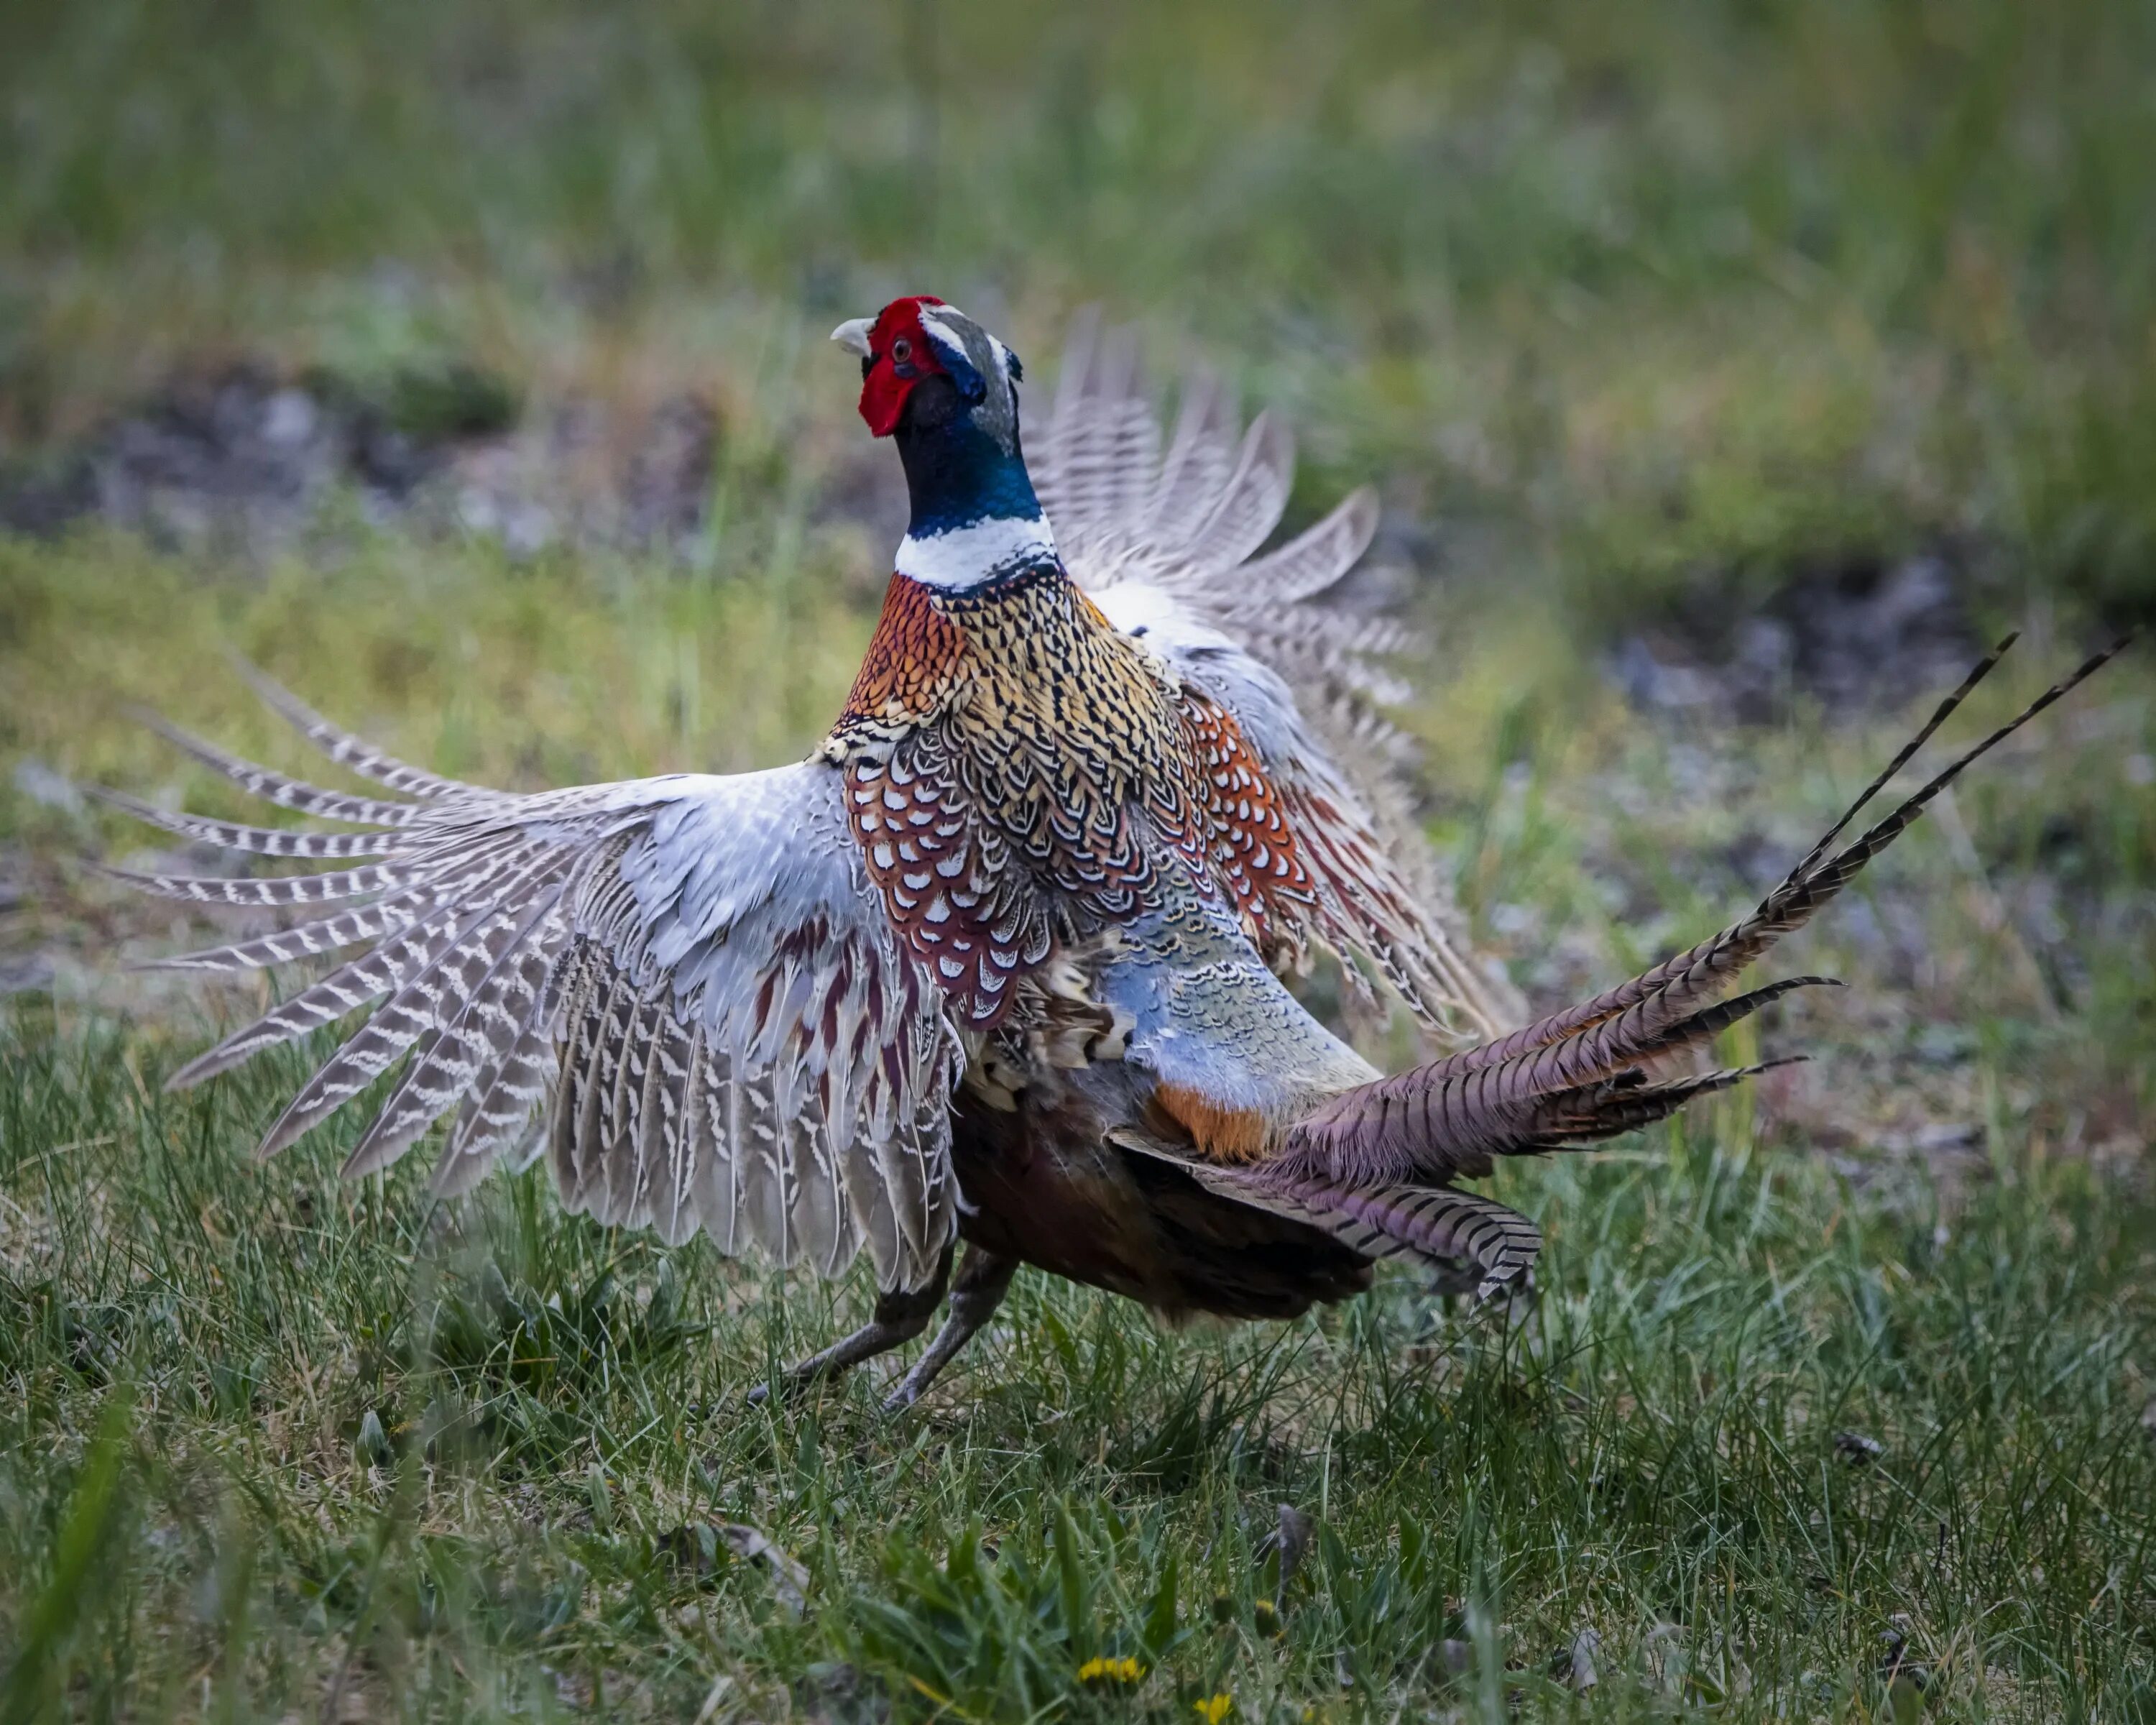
[1, 1, 2152, 1719]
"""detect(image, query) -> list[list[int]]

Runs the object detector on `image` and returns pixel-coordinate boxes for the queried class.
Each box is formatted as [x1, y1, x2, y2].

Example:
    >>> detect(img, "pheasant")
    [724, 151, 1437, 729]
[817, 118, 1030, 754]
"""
[98, 296, 2121, 1412]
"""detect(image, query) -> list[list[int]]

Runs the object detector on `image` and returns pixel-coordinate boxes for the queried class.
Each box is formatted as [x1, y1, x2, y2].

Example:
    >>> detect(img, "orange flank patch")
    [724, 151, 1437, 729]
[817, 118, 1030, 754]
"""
[1151, 1080, 1276, 1163]
[839, 574, 967, 727]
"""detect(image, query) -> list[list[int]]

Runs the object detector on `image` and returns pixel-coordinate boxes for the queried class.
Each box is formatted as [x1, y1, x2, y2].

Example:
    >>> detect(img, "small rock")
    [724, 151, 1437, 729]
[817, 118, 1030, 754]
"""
[659, 1522, 721, 1576]
[262, 389, 318, 447]
[1609, 636, 1720, 712]
[690, 1673, 734, 1725]
[0, 954, 55, 995]
[1883, 1121, 1980, 1154]
[354, 1409, 391, 1466]
[1912, 1025, 1978, 1068]
[1488, 901, 1536, 937]
[1879, 1624, 1932, 1714]
[1565, 1628, 1600, 1690]
[1643, 1622, 1685, 1692]
[719, 1522, 808, 1616]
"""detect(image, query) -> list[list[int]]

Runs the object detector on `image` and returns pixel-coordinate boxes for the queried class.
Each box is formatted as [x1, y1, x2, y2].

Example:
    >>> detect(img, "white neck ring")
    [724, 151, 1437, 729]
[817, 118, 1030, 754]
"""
[895, 514, 1059, 591]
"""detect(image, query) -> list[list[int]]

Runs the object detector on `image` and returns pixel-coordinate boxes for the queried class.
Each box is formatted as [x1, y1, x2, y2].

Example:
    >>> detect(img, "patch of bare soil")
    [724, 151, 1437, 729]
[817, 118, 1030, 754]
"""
[1607, 553, 1984, 722]
[0, 360, 719, 561]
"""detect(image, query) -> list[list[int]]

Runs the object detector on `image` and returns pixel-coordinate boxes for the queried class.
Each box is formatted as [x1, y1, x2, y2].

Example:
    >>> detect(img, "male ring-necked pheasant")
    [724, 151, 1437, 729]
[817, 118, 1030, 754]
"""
[101, 297, 2119, 1409]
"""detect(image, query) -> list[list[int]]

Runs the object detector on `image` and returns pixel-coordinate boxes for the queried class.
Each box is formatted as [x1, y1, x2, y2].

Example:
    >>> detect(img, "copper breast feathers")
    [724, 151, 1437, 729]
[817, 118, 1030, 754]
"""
[824, 569, 1314, 1025]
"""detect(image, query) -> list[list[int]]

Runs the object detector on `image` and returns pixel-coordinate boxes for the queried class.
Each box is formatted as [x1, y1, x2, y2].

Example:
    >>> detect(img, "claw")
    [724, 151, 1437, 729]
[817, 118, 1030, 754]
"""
[745, 1248, 956, 1407]
[879, 1247, 1020, 1413]
[743, 1247, 1014, 1414]
[880, 1379, 925, 1416]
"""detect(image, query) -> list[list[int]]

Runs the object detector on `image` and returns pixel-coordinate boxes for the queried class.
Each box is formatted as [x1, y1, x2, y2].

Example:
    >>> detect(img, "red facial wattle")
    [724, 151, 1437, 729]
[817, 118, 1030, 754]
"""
[857, 295, 949, 437]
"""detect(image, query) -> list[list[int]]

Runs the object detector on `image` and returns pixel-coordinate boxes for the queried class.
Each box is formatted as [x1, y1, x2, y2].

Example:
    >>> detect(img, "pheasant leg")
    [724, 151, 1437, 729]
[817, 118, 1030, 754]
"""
[747, 1244, 953, 1404]
[883, 1246, 1020, 1411]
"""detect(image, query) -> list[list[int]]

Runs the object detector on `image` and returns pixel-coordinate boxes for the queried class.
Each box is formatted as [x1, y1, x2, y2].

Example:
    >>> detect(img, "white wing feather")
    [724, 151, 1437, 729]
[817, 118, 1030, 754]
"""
[1033, 314, 1521, 1041]
[108, 675, 962, 1292]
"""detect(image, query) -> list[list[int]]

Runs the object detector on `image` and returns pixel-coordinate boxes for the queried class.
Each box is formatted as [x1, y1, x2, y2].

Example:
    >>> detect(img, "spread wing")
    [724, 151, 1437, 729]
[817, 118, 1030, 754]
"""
[1033, 315, 1521, 1043]
[99, 671, 962, 1293]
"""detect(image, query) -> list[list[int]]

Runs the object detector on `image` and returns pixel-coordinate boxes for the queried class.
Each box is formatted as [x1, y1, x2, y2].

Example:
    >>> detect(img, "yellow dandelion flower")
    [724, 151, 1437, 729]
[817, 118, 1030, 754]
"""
[1194, 1693, 1235, 1724]
[1077, 1655, 1147, 1686]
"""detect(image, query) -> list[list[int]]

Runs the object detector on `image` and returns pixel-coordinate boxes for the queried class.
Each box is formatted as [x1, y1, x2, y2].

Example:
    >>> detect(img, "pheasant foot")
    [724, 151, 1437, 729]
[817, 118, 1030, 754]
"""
[747, 1245, 953, 1405]
[883, 1246, 1020, 1412]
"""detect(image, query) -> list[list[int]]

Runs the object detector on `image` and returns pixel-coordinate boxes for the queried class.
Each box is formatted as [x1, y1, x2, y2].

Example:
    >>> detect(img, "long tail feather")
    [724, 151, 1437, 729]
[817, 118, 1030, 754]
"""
[1284, 637, 2129, 1183]
[1521, 1058, 1805, 1148]
[1621, 975, 1839, 1067]
[1777, 631, 2018, 885]
[1187, 1162, 1542, 1301]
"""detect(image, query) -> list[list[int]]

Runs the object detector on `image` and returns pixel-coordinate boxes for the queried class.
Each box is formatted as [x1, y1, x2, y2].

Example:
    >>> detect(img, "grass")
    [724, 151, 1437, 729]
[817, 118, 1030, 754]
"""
[3, 535, 2151, 1722]
[2, 0, 2155, 1717]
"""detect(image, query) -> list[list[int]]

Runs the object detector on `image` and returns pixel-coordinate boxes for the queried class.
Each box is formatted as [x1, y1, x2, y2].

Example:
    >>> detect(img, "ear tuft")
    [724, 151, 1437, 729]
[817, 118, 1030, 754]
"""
[948, 353, 988, 406]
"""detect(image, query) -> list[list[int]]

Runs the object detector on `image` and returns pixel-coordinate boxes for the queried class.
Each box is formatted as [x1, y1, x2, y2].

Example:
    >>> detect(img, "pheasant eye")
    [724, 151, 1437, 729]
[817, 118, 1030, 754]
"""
[890, 338, 913, 364]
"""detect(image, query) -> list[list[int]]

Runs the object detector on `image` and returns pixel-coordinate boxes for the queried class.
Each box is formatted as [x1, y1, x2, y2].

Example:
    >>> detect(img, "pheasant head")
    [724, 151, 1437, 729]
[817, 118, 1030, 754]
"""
[831, 296, 1053, 589]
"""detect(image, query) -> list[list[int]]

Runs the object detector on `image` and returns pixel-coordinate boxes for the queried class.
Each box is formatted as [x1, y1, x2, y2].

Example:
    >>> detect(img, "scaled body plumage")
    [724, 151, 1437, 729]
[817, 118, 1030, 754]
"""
[98, 295, 2121, 1412]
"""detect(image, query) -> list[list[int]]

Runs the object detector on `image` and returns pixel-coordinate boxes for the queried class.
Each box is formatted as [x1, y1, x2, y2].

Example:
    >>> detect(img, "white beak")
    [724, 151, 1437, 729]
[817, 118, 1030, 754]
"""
[829, 317, 874, 357]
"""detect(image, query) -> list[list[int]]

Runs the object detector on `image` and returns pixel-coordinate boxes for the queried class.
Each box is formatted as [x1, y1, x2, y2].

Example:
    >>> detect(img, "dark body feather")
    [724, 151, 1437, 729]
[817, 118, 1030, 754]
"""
[949, 1088, 1373, 1325]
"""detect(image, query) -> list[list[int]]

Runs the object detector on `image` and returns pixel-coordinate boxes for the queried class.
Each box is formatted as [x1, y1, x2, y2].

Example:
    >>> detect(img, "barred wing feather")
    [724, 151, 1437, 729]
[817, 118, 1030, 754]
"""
[1035, 313, 1414, 742]
[1034, 315, 1520, 1042]
[108, 677, 962, 1293]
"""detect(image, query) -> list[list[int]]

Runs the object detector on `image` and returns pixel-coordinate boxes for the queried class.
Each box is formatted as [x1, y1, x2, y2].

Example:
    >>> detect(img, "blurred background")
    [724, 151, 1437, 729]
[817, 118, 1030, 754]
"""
[1, 1, 2152, 1716]
[6, 0, 2152, 1080]
[4, 0, 2153, 622]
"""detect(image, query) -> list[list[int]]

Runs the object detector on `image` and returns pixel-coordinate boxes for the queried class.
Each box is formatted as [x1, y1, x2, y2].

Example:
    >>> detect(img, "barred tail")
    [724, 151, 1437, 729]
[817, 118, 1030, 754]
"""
[1281, 633, 2128, 1188]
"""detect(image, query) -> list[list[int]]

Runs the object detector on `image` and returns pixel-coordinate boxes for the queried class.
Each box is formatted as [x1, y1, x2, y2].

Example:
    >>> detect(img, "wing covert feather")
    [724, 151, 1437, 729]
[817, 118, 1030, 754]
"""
[1033, 321, 1521, 1044]
[108, 676, 962, 1292]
